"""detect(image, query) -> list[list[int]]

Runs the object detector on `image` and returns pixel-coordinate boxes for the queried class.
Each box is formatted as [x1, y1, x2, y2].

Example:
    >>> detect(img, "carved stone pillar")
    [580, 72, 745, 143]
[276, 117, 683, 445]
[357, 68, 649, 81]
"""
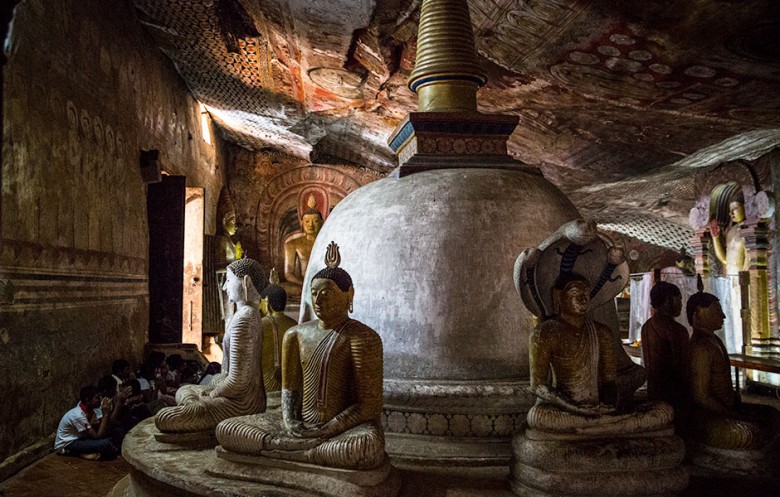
[741, 222, 772, 353]
[690, 230, 711, 276]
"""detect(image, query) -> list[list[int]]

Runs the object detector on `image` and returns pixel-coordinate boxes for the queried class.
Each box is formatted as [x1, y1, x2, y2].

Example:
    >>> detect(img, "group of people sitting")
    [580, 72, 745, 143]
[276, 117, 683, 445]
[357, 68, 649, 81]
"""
[54, 354, 221, 460]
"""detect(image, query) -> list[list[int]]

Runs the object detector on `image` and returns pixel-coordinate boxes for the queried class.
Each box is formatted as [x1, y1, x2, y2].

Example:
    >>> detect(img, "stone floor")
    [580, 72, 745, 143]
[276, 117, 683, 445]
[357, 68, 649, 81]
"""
[2, 390, 779, 497]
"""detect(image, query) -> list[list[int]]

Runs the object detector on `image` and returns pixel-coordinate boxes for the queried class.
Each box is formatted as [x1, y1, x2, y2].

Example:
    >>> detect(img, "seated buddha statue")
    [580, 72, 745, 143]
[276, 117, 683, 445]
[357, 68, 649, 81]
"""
[281, 195, 323, 297]
[154, 258, 266, 438]
[686, 291, 779, 452]
[526, 273, 673, 435]
[259, 268, 298, 405]
[215, 242, 386, 471]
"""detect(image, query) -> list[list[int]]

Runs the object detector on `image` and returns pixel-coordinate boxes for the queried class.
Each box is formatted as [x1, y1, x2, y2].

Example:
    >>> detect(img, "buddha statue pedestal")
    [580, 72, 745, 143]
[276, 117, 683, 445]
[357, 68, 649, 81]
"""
[510, 404, 688, 497]
[209, 442, 400, 497]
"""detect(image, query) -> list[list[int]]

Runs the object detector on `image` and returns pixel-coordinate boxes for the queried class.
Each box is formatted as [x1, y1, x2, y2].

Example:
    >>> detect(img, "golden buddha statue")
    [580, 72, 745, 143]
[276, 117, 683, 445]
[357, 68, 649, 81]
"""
[282, 195, 323, 296]
[526, 273, 673, 434]
[686, 291, 779, 452]
[259, 268, 298, 401]
[215, 242, 386, 470]
[710, 186, 748, 275]
[218, 212, 243, 265]
[154, 258, 266, 437]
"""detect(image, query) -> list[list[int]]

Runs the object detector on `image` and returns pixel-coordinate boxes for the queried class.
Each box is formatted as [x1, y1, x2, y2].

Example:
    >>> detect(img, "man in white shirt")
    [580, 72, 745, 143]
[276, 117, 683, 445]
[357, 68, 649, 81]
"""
[54, 386, 119, 460]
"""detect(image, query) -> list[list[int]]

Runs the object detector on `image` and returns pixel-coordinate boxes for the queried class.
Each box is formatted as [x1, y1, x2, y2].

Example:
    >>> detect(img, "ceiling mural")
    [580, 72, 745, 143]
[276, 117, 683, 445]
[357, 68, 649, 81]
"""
[131, 0, 780, 249]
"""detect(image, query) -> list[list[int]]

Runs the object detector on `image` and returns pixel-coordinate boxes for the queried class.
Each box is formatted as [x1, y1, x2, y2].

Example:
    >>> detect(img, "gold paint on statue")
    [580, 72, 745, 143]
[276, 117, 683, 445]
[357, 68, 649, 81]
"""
[260, 268, 298, 395]
[686, 292, 780, 450]
[216, 242, 386, 470]
[218, 212, 243, 264]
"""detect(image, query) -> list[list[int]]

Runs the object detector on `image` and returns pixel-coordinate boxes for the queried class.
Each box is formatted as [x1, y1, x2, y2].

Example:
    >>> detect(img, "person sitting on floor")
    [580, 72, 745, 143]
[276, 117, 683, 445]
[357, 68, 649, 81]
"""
[54, 385, 125, 460]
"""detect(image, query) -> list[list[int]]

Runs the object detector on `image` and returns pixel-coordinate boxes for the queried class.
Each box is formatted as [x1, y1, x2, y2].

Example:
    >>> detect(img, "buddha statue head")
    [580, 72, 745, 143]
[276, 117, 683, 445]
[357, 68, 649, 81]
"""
[261, 268, 287, 314]
[552, 273, 590, 318]
[729, 197, 746, 225]
[223, 212, 238, 236]
[301, 195, 324, 238]
[225, 258, 265, 304]
[650, 281, 682, 318]
[686, 291, 725, 332]
[310, 242, 354, 324]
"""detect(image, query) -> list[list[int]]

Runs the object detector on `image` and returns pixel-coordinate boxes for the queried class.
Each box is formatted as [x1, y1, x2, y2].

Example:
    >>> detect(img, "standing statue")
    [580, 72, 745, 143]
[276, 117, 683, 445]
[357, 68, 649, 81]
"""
[154, 258, 266, 440]
[211, 243, 398, 497]
[259, 268, 298, 405]
[641, 281, 690, 429]
[282, 195, 323, 296]
[511, 220, 687, 497]
[709, 183, 748, 275]
[685, 290, 780, 472]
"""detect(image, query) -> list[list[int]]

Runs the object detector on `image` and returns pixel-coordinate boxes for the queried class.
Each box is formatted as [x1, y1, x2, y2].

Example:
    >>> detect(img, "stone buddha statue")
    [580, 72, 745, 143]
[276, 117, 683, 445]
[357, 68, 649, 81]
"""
[214, 242, 389, 475]
[154, 258, 266, 440]
[685, 291, 779, 471]
[526, 273, 673, 434]
[259, 268, 298, 405]
[282, 195, 323, 297]
[512, 220, 687, 497]
[641, 281, 690, 430]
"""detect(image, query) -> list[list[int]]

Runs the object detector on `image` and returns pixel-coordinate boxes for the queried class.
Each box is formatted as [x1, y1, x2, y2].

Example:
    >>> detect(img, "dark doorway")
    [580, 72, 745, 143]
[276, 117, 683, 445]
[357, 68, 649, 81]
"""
[147, 175, 186, 343]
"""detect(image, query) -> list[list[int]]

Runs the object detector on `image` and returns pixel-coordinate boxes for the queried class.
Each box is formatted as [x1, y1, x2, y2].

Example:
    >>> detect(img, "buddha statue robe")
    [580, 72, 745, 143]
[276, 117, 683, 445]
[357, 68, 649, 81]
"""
[527, 315, 673, 434]
[155, 304, 266, 433]
[260, 311, 297, 395]
[688, 330, 780, 450]
[216, 317, 385, 470]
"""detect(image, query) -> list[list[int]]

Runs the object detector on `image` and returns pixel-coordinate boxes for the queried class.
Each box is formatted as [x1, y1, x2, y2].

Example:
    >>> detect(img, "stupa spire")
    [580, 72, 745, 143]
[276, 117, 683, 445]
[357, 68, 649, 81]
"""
[408, 0, 487, 112]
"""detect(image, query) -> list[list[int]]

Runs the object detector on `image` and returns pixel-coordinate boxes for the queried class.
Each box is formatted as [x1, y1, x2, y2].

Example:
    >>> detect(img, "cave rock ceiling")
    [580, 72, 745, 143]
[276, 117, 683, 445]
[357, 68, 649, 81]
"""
[131, 0, 780, 250]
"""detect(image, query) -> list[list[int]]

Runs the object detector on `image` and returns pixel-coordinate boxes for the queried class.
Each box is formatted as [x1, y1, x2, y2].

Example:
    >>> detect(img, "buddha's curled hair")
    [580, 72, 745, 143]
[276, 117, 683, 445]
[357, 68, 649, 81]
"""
[227, 258, 265, 294]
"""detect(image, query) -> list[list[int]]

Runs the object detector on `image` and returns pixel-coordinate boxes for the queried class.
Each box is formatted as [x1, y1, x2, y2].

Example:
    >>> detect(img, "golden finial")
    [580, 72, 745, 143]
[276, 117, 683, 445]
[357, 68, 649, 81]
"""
[408, 0, 487, 112]
[324, 241, 341, 269]
[307, 194, 317, 209]
[269, 267, 280, 286]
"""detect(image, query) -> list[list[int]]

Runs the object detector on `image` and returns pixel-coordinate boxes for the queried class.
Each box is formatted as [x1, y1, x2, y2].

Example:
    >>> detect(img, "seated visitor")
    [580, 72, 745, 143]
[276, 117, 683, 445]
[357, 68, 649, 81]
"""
[54, 385, 126, 460]
[198, 362, 222, 386]
[216, 242, 386, 470]
[259, 268, 298, 397]
[117, 379, 151, 432]
[165, 354, 184, 390]
[111, 359, 133, 387]
[641, 281, 690, 427]
[526, 273, 672, 434]
[686, 291, 780, 451]
[154, 258, 266, 435]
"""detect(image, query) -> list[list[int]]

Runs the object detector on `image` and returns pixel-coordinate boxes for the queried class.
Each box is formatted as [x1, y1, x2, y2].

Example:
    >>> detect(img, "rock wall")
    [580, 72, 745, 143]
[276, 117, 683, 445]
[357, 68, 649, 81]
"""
[0, 0, 225, 470]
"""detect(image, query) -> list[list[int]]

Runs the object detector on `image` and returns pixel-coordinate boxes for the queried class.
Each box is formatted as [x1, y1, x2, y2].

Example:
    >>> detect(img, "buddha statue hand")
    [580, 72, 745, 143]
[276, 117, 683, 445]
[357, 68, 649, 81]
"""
[531, 385, 616, 418]
[709, 219, 721, 237]
[235, 241, 244, 260]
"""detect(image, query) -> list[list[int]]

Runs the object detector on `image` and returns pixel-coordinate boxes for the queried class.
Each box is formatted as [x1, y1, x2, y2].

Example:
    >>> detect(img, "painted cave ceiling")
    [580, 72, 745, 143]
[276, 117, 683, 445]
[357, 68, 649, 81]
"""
[131, 0, 780, 251]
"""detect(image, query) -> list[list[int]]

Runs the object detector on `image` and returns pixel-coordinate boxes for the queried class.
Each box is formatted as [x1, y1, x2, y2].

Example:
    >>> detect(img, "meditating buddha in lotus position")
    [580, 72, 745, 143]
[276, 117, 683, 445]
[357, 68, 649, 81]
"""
[282, 195, 323, 297]
[155, 258, 266, 435]
[527, 273, 672, 434]
[216, 242, 386, 470]
[686, 291, 780, 451]
[259, 268, 298, 399]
